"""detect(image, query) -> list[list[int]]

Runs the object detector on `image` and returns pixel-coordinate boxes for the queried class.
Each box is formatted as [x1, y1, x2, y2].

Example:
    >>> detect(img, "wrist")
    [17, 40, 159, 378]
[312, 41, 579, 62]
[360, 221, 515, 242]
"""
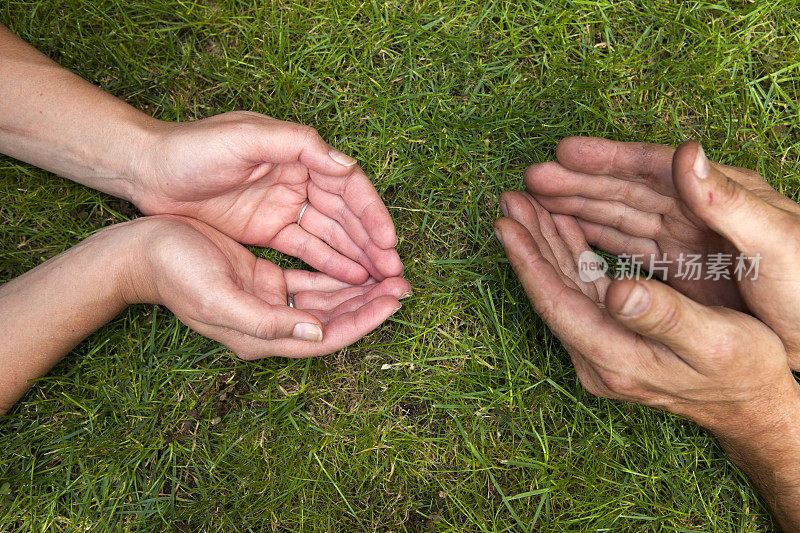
[89, 217, 166, 306]
[710, 379, 800, 529]
[108, 215, 206, 307]
[122, 118, 172, 207]
[712, 378, 800, 449]
[698, 375, 800, 440]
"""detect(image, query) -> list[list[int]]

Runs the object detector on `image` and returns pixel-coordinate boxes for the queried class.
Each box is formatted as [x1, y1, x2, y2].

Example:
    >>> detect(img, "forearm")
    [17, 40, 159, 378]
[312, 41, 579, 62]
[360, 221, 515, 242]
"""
[0, 223, 140, 413]
[0, 24, 157, 200]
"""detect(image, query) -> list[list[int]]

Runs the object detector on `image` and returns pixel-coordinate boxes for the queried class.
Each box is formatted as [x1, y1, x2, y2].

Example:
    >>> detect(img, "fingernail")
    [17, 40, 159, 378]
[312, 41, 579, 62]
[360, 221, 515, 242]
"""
[329, 148, 357, 166]
[391, 304, 402, 315]
[693, 144, 710, 179]
[292, 323, 323, 342]
[399, 291, 413, 299]
[499, 200, 509, 217]
[493, 228, 504, 245]
[619, 284, 650, 317]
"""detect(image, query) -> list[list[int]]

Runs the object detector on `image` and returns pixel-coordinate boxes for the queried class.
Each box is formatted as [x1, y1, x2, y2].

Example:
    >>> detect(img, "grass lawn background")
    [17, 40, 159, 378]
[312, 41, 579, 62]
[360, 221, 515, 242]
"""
[1, 0, 799, 530]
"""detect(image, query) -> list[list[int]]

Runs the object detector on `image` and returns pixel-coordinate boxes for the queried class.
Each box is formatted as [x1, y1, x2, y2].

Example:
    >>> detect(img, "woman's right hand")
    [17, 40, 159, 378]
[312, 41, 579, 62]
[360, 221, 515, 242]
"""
[119, 215, 410, 359]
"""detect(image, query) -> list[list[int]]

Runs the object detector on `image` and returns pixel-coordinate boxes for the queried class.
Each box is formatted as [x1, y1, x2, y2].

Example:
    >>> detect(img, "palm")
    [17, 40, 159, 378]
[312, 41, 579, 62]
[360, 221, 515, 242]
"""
[148, 157, 311, 245]
[524, 139, 793, 309]
[495, 190, 793, 429]
[137, 112, 403, 285]
[612, 188, 743, 309]
[145, 216, 409, 359]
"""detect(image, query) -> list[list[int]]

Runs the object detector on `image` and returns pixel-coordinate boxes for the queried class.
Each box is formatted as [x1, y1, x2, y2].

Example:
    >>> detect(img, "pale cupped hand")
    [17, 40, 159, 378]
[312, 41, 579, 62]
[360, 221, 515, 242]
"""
[132, 111, 403, 285]
[121, 215, 410, 360]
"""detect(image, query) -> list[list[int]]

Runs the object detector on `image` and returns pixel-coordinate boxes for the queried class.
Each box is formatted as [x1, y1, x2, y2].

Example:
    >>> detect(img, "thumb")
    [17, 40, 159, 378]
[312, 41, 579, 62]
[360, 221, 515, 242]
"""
[672, 140, 797, 258]
[215, 290, 323, 342]
[270, 121, 358, 176]
[605, 277, 723, 362]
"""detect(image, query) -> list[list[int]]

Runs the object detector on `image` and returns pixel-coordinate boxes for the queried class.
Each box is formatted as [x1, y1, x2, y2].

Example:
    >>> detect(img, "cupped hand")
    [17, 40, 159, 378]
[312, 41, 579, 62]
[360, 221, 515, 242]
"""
[493, 191, 799, 433]
[132, 111, 403, 285]
[525, 137, 800, 369]
[124, 215, 410, 359]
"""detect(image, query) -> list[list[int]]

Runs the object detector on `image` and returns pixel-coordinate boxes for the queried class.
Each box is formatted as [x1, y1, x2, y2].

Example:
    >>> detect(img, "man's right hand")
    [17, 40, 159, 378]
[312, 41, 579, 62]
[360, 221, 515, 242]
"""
[526, 137, 800, 370]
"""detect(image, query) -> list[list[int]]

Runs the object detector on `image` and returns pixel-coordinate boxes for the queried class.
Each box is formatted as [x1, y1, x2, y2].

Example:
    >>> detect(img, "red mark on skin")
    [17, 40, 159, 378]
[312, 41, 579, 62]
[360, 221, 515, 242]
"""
[708, 192, 714, 203]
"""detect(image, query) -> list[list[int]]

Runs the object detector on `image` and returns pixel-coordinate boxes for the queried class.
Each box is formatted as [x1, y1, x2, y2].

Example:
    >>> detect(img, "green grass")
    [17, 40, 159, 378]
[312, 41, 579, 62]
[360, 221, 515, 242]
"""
[1, 0, 799, 530]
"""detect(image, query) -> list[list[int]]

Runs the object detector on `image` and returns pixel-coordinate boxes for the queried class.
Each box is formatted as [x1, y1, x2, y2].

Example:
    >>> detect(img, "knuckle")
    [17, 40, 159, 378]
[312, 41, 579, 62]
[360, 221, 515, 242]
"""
[533, 299, 557, 325]
[357, 197, 380, 220]
[597, 371, 640, 397]
[646, 301, 683, 338]
[704, 327, 740, 360]
[356, 248, 371, 269]
[616, 183, 637, 205]
[253, 315, 279, 340]
[716, 175, 749, 211]
[635, 143, 659, 168]
[193, 294, 216, 321]
[337, 202, 350, 222]
[293, 237, 309, 259]
[584, 344, 609, 364]
[294, 124, 320, 144]
[612, 208, 627, 229]
[323, 217, 338, 241]
[523, 162, 559, 189]
[528, 283, 568, 326]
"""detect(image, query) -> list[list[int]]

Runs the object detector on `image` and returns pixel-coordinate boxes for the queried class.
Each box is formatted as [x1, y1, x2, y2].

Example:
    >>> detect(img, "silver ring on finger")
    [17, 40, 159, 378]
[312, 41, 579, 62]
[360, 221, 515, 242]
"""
[297, 201, 310, 227]
[287, 293, 296, 309]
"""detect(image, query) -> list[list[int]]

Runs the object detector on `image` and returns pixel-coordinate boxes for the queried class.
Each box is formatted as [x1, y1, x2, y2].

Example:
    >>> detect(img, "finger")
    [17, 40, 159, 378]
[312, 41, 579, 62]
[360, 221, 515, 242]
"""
[291, 294, 404, 357]
[230, 295, 403, 360]
[269, 224, 370, 285]
[576, 219, 661, 262]
[605, 277, 767, 372]
[299, 204, 403, 281]
[525, 161, 671, 212]
[502, 193, 594, 295]
[494, 217, 609, 345]
[672, 140, 800, 259]
[298, 204, 380, 278]
[294, 276, 412, 314]
[495, 217, 671, 394]
[555, 137, 677, 196]
[308, 183, 403, 278]
[309, 167, 398, 249]
[249, 259, 376, 306]
[533, 194, 663, 239]
[211, 288, 324, 342]
[284, 269, 375, 293]
[499, 192, 564, 273]
[551, 214, 611, 301]
[251, 118, 359, 176]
